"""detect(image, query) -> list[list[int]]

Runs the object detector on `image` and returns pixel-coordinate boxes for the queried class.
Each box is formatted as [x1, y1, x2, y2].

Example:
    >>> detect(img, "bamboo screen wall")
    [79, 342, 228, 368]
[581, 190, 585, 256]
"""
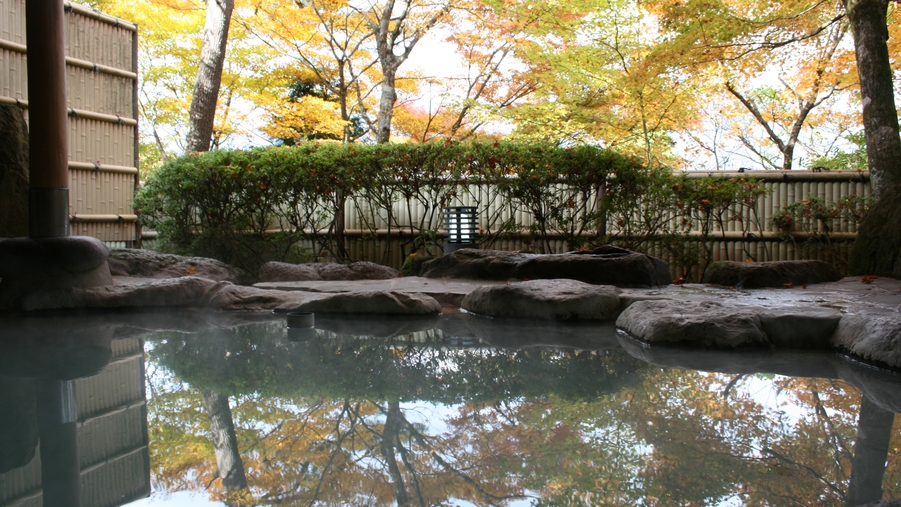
[0, 0, 138, 246]
[326, 170, 872, 273]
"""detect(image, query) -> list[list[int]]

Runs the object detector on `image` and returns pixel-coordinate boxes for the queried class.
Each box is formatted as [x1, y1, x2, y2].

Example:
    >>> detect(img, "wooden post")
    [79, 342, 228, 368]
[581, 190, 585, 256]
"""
[26, 0, 70, 238]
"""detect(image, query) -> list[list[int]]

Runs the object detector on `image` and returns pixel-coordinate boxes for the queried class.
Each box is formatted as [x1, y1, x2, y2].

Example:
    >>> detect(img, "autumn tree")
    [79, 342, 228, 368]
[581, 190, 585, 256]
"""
[844, 0, 901, 277]
[722, 18, 854, 171]
[101, 0, 278, 169]
[356, 0, 453, 143]
[185, 0, 235, 152]
[842, 0, 901, 197]
[248, 0, 384, 144]
[491, 0, 698, 166]
[391, 0, 538, 142]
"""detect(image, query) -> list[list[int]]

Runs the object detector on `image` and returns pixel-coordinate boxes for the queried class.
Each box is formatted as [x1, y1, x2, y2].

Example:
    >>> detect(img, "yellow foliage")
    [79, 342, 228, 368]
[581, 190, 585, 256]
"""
[261, 96, 349, 142]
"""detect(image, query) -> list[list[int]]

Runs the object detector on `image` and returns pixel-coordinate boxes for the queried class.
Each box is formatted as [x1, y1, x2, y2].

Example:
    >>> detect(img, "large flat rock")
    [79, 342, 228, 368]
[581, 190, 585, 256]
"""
[616, 300, 841, 348]
[462, 279, 621, 321]
[616, 300, 768, 347]
[421, 246, 671, 287]
[21, 276, 230, 311]
[18, 277, 439, 315]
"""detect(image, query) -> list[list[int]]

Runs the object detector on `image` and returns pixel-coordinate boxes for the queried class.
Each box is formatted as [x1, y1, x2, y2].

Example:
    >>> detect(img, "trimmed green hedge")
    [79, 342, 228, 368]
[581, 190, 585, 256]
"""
[135, 140, 775, 277]
[136, 141, 645, 271]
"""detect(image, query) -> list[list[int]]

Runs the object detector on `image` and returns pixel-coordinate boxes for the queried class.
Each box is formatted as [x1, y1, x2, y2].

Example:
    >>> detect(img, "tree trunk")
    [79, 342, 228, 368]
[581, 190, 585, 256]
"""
[846, 395, 895, 506]
[185, 0, 234, 153]
[375, 65, 398, 144]
[201, 390, 248, 494]
[845, 0, 901, 198]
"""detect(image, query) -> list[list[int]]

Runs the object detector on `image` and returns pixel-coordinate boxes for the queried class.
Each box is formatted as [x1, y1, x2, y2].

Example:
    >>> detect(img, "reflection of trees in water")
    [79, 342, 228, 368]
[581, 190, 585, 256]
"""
[623, 372, 901, 506]
[148, 322, 645, 403]
[142, 323, 901, 505]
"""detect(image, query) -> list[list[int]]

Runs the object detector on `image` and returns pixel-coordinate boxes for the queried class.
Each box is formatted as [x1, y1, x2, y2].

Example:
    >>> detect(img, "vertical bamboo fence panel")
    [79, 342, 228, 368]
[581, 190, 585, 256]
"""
[0, 0, 138, 246]
[326, 170, 871, 275]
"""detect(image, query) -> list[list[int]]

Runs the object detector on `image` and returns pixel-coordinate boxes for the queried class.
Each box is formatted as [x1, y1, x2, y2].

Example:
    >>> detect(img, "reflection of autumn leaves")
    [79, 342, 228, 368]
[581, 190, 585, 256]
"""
[146, 353, 901, 506]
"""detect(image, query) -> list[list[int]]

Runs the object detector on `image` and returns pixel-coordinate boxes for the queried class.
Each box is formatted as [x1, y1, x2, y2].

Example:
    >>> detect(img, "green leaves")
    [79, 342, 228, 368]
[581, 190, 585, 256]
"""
[134, 141, 644, 265]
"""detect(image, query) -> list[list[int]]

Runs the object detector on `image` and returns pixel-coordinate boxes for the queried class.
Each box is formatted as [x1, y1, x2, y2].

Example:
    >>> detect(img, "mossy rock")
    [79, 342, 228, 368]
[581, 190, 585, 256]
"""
[400, 252, 434, 276]
[0, 104, 29, 238]
[850, 184, 901, 279]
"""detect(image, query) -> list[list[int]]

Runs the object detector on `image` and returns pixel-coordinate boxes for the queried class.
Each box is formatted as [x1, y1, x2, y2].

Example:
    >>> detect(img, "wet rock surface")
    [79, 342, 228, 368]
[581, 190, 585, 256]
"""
[616, 300, 770, 348]
[832, 315, 901, 369]
[702, 259, 842, 288]
[616, 300, 843, 349]
[258, 261, 399, 282]
[462, 279, 621, 321]
[421, 246, 671, 287]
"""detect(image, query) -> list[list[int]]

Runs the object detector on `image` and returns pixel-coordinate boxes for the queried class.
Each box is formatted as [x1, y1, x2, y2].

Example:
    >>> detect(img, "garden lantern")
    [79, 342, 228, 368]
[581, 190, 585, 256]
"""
[444, 206, 478, 254]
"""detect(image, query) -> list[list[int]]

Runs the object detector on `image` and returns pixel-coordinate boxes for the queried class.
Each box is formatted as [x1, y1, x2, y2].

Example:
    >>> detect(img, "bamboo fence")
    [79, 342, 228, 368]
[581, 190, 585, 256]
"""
[0, 0, 139, 246]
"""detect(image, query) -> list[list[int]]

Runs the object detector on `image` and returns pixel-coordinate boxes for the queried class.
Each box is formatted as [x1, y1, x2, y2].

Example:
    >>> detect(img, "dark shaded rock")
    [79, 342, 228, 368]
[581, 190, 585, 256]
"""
[0, 103, 29, 238]
[832, 315, 901, 369]
[282, 290, 441, 315]
[517, 246, 672, 287]
[702, 260, 842, 288]
[461, 279, 621, 321]
[0, 236, 113, 310]
[109, 248, 249, 283]
[418, 249, 533, 280]
[317, 263, 360, 280]
[758, 307, 841, 349]
[0, 236, 109, 277]
[421, 246, 671, 287]
[850, 184, 901, 279]
[258, 261, 399, 282]
[350, 261, 399, 279]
